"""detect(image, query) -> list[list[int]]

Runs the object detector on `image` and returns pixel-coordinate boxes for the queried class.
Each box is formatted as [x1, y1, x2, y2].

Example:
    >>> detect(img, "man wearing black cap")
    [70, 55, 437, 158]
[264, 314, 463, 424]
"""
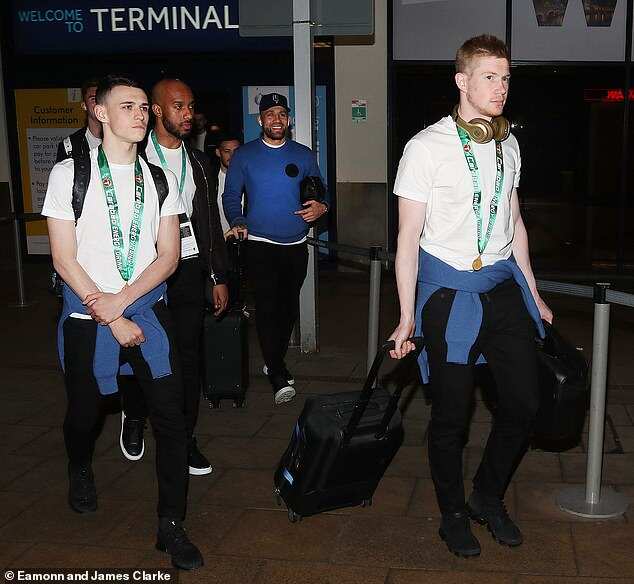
[223, 92, 328, 404]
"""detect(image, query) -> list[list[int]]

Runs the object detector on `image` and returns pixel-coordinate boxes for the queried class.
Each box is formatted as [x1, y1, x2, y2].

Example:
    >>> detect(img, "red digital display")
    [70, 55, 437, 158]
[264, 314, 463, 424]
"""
[584, 88, 634, 102]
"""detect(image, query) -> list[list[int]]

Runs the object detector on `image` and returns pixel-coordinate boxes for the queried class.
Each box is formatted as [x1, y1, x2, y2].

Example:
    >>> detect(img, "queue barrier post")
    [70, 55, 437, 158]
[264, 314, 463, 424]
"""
[557, 283, 629, 518]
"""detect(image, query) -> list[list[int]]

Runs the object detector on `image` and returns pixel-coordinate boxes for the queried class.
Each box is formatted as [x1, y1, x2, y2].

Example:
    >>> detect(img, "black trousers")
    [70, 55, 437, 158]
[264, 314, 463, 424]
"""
[422, 279, 540, 514]
[62, 301, 188, 520]
[122, 259, 205, 439]
[247, 240, 308, 376]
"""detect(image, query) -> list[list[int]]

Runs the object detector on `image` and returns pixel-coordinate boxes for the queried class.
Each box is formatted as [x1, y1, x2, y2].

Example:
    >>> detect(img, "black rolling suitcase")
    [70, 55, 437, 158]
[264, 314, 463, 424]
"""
[202, 236, 249, 408]
[226, 234, 246, 309]
[274, 337, 422, 522]
[531, 321, 589, 452]
[202, 309, 249, 408]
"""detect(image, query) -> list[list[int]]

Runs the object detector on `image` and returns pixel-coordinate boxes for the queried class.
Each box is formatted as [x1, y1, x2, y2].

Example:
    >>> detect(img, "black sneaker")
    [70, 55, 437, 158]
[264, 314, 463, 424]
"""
[68, 462, 97, 514]
[156, 518, 204, 570]
[467, 490, 523, 547]
[439, 511, 481, 558]
[269, 372, 296, 405]
[263, 365, 295, 386]
[188, 437, 212, 476]
[120, 412, 145, 461]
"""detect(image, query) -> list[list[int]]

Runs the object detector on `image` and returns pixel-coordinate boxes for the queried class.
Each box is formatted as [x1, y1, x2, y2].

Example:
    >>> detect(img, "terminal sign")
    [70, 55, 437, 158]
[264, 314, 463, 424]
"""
[10, 0, 289, 54]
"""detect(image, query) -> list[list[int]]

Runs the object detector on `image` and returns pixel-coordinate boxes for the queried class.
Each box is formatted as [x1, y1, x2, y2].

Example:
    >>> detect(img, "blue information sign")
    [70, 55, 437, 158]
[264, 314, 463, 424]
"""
[10, 0, 289, 54]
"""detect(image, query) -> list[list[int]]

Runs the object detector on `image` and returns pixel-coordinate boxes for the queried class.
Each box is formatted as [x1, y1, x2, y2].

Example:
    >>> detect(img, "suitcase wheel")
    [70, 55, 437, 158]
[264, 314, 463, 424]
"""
[361, 498, 373, 508]
[208, 399, 221, 409]
[233, 398, 246, 408]
[288, 508, 302, 523]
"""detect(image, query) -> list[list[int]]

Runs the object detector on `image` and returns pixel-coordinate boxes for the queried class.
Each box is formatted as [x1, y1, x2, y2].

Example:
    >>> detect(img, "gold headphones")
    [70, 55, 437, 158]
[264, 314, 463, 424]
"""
[452, 105, 510, 144]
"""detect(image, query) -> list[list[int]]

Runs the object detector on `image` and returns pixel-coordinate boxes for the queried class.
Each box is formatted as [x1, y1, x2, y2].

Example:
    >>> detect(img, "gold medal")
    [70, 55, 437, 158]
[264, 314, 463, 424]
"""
[472, 255, 483, 271]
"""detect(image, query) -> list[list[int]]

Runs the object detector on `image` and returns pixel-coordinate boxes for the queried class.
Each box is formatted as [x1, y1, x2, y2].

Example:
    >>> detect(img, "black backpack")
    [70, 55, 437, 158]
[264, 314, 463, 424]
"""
[50, 144, 169, 295]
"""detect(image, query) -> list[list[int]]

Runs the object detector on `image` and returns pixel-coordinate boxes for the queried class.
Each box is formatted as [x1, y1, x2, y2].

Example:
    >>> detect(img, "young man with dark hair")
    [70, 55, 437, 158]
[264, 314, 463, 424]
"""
[223, 93, 328, 404]
[42, 74, 203, 570]
[55, 79, 102, 162]
[214, 132, 242, 236]
[119, 78, 229, 476]
[389, 35, 552, 558]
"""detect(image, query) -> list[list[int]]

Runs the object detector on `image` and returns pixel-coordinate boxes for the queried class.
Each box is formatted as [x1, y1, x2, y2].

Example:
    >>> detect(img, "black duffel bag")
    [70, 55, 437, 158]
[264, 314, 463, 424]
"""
[531, 321, 589, 452]
[475, 321, 589, 452]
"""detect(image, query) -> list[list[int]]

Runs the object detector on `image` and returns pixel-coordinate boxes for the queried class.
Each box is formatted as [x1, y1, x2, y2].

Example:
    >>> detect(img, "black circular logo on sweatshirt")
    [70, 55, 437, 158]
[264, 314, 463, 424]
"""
[285, 163, 299, 178]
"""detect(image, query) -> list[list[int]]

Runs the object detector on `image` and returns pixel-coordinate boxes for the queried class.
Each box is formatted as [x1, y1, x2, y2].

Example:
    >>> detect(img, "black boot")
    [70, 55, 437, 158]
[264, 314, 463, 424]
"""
[439, 511, 481, 558]
[156, 518, 204, 570]
[467, 490, 523, 547]
[68, 462, 97, 514]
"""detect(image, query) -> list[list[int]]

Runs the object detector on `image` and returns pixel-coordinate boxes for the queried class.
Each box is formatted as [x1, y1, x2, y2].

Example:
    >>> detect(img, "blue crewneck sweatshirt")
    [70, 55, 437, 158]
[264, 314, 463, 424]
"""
[57, 283, 172, 395]
[222, 138, 326, 244]
[414, 250, 545, 383]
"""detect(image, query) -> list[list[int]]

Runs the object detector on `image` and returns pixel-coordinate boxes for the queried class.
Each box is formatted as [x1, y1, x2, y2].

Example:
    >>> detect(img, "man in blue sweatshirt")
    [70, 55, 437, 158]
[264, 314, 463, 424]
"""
[223, 93, 328, 404]
[389, 36, 552, 558]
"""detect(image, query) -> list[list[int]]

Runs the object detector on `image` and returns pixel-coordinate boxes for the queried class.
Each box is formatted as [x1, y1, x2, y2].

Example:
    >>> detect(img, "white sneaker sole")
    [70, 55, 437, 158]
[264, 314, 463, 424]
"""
[263, 365, 295, 385]
[274, 386, 296, 405]
[119, 412, 145, 462]
[189, 465, 213, 476]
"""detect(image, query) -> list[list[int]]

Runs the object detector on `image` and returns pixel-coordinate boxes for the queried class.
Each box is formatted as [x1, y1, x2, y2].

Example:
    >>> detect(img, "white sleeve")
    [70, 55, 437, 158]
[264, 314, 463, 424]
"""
[159, 168, 186, 217]
[41, 160, 75, 221]
[393, 138, 434, 203]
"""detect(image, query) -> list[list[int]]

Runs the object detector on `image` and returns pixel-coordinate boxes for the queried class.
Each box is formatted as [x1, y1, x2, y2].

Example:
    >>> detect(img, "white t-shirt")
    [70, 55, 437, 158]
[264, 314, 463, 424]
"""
[394, 115, 521, 271]
[85, 128, 101, 151]
[217, 166, 230, 234]
[42, 148, 183, 293]
[144, 140, 196, 219]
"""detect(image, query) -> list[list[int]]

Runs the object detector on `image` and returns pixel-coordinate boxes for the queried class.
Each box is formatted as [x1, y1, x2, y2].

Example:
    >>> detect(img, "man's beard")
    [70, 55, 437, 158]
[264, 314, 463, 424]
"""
[262, 125, 287, 141]
[164, 116, 191, 140]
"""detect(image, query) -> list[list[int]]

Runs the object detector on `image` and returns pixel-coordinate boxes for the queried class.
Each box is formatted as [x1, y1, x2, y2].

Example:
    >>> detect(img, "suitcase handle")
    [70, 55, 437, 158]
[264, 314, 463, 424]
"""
[343, 337, 423, 443]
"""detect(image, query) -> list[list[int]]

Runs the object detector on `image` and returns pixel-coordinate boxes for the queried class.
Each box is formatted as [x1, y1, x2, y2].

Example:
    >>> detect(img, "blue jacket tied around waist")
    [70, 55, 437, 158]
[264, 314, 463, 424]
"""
[415, 250, 545, 384]
[57, 283, 172, 395]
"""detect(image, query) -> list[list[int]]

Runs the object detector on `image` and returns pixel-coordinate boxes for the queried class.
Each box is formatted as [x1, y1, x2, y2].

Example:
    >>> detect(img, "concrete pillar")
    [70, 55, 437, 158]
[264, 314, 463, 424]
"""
[334, 0, 388, 264]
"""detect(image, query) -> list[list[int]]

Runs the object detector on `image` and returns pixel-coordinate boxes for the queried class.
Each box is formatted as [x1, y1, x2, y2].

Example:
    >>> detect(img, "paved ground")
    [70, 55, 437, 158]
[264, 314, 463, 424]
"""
[2, 261, 634, 583]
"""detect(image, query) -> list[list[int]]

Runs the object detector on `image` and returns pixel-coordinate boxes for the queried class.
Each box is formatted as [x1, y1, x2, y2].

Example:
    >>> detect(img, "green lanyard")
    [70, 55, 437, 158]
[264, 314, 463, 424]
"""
[456, 125, 504, 270]
[151, 130, 186, 196]
[97, 145, 144, 282]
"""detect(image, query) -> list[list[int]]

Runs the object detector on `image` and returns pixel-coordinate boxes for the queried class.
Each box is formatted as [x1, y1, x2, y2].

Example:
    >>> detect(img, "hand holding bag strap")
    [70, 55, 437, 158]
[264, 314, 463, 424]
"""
[343, 337, 423, 442]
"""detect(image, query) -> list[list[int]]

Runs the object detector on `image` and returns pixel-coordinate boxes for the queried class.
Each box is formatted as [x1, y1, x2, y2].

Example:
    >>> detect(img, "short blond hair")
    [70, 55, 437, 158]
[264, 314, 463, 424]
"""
[456, 35, 509, 74]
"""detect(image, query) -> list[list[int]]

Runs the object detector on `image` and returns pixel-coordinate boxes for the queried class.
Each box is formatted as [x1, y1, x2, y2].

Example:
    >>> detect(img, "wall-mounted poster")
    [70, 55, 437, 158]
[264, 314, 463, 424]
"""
[532, 0, 569, 26]
[582, 0, 618, 26]
[14, 88, 84, 254]
[513, 0, 625, 61]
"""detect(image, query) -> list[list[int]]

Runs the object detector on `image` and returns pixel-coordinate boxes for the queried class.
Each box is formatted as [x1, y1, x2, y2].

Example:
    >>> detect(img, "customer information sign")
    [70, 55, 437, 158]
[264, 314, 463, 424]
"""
[14, 88, 83, 254]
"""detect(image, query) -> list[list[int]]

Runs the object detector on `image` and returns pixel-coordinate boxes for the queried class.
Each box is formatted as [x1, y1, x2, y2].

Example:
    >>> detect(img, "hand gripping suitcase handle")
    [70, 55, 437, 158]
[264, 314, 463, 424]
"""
[343, 336, 423, 442]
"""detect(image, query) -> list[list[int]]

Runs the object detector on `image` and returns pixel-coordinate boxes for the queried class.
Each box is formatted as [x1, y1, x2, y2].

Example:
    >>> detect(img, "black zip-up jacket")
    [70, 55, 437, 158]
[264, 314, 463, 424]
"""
[183, 143, 228, 286]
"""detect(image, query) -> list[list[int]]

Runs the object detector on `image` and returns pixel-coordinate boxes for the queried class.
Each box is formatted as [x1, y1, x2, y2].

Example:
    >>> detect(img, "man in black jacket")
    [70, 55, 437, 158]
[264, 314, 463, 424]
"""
[120, 78, 229, 475]
[55, 79, 102, 162]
